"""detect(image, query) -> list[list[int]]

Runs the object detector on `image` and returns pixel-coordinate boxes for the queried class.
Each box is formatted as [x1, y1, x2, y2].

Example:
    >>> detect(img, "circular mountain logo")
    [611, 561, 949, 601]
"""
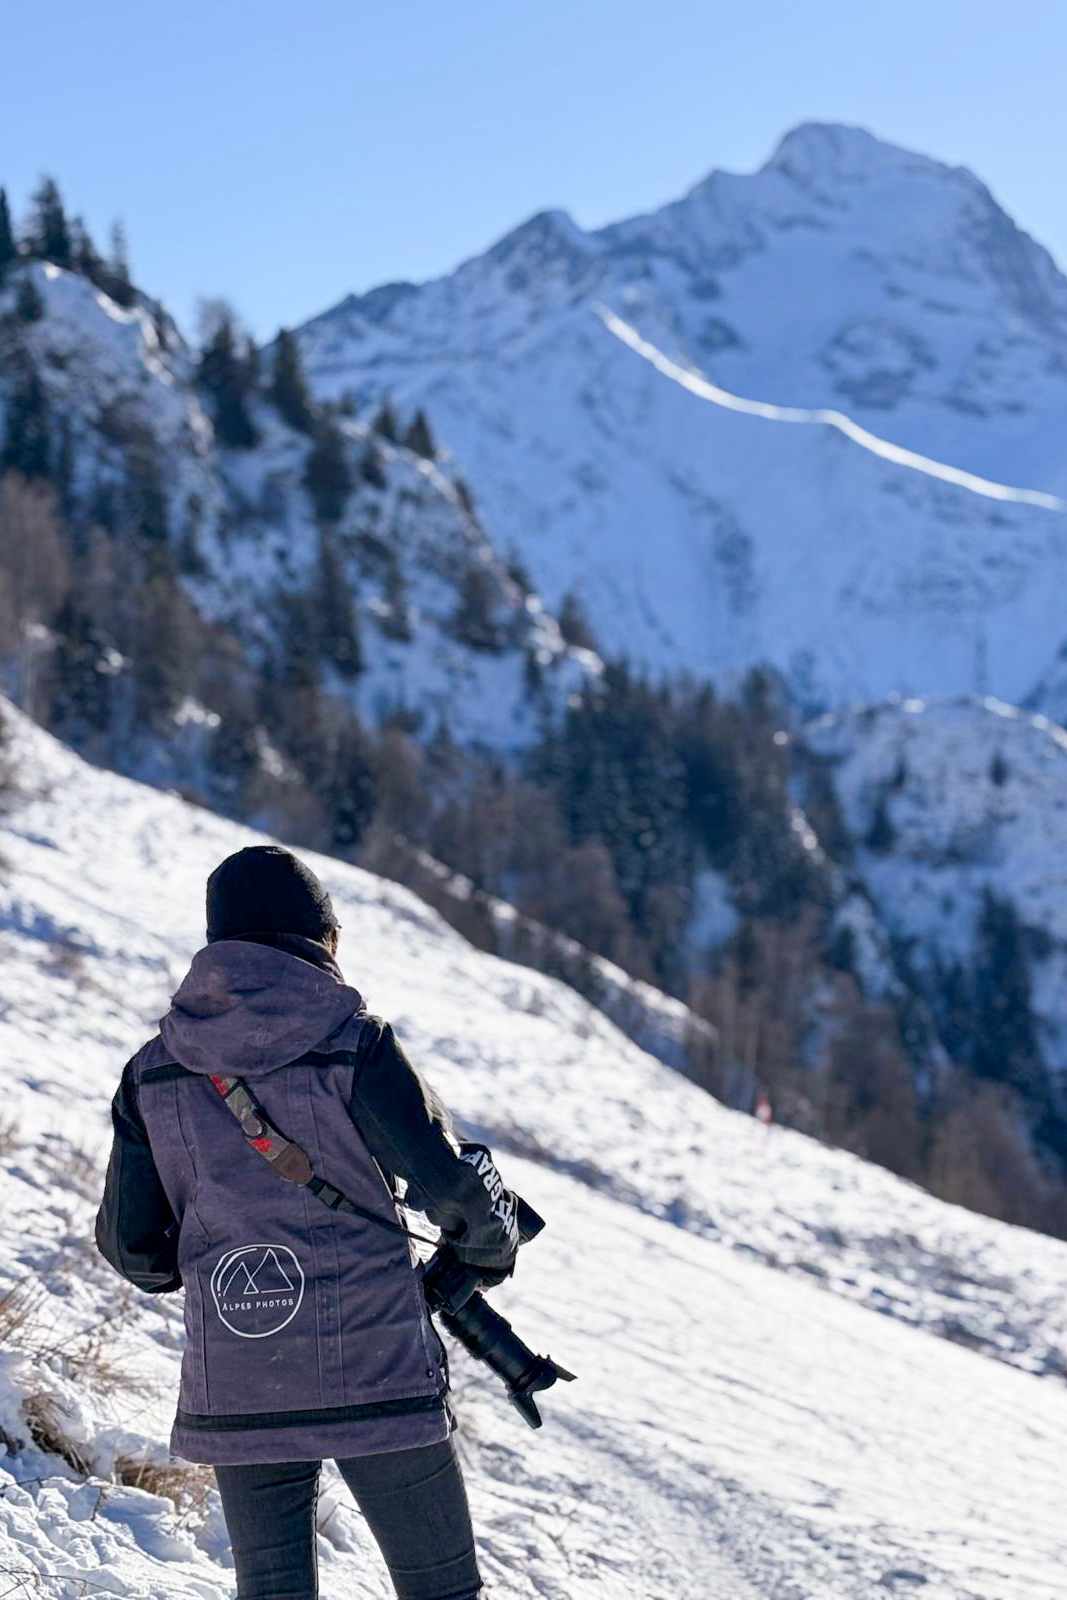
[210, 1244, 305, 1338]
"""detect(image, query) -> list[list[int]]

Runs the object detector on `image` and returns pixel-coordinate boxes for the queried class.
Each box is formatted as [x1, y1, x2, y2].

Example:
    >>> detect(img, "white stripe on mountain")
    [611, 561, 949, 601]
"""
[594, 303, 1067, 513]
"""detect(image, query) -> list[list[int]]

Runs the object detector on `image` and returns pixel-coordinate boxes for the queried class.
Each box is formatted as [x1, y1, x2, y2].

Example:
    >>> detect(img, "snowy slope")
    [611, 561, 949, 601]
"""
[806, 694, 1067, 1081]
[0, 262, 592, 755]
[298, 124, 1067, 710]
[1, 702, 1066, 1598]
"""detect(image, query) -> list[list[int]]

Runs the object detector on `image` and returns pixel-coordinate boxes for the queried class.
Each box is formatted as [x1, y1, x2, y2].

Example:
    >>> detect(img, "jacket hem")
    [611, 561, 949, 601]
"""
[175, 1389, 446, 1433]
[171, 1396, 452, 1466]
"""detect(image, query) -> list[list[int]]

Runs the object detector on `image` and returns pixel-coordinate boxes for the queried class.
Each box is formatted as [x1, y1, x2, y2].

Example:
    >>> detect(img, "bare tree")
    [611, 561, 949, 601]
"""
[927, 1077, 1063, 1234]
[0, 472, 71, 717]
[818, 989, 922, 1179]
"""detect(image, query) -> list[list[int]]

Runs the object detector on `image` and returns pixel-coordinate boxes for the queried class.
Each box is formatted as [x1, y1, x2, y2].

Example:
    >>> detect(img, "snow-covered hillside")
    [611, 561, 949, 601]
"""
[298, 123, 1067, 710]
[1, 701, 1066, 1598]
[806, 694, 1067, 1084]
[0, 261, 591, 755]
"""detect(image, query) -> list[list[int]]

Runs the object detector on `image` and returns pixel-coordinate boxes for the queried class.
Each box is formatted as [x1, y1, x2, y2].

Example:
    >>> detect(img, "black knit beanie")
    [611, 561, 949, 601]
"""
[206, 846, 338, 943]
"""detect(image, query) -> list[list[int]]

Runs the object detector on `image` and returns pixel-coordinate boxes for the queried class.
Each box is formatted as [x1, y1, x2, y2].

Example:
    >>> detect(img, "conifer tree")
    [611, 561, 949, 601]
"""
[454, 477, 476, 516]
[324, 713, 377, 854]
[278, 587, 321, 691]
[0, 189, 16, 282]
[55, 417, 76, 518]
[303, 416, 353, 522]
[197, 311, 258, 449]
[359, 442, 387, 490]
[15, 273, 44, 322]
[27, 176, 72, 268]
[152, 307, 170, 353]
[865, 791, 895, 854]
[124, 434, 169, 546]
[316, 528, 362, 678]
[403, 408, 435, 459]
[242, 334, 261, 393]
[542, 660, 692, 982]
[973, 890, 1042, 1102]
[269, 328, 315, 434]
[49, 593, 115, 738]
[131, 569, 193, 728]
[381, 562, 412, 641]
[207, 689, 261, 806]
[505, 547, 533, 595]
[2, 366, 51, 479]
[372, 399, 400, 443]
[105, 222, 136, 308]
[453, 564, 503, 651]
[558, 589, 597, 651]
[70, 216, 104, 284]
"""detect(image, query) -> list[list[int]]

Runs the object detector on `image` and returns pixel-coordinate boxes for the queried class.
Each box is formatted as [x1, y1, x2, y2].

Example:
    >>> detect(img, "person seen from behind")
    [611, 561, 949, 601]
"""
[95, 845, 521, 1600]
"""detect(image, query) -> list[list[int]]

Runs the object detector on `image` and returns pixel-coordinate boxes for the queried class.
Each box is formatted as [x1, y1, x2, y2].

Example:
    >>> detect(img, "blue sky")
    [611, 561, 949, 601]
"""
[1, 0, 1062, 339]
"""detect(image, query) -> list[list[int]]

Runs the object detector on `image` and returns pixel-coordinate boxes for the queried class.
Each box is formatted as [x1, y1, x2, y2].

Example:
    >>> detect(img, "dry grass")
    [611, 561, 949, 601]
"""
[2, 1265, 160, 1413]
[7, 1294, 210, 1527]
[113, 1452, 214, 1520]
[12, 1303, 185, 1515]
[0, 1249, 213, 1550]
[0, 1278, 46, 1344]
[0, 1114, 21, 1159]
[21, 1392, 93, 1477]
[41, 1304, 160, 1404]
[0, 1568, 136, 1599]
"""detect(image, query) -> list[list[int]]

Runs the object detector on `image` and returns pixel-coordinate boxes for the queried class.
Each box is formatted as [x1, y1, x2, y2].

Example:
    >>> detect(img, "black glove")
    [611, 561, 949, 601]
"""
[474, 1262, 514, 1291]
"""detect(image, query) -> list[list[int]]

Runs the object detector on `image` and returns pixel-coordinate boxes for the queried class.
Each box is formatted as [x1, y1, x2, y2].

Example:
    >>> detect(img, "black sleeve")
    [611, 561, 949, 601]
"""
[349, 1021, 520, 1275]
[94, 1063, 183, 1294]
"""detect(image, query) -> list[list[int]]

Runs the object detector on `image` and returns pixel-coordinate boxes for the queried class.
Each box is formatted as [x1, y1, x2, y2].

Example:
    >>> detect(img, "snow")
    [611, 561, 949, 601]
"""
[0, 263, 593, 763]
[596, 304, 1066, 510]
[807, 693, 1067, 1076]
[297, 123, 1067, 713]
[1, 702, 1067, 1597]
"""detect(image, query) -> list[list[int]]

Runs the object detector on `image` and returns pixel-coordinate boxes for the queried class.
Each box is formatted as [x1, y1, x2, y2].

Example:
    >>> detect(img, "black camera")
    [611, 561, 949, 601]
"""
[421, 1196, 575, 1429]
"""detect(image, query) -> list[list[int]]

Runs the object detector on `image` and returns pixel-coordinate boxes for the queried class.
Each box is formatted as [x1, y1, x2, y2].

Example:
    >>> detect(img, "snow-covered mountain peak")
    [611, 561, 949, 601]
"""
[485, 207, 589, 263]
[473, 205, 601, 305]
[298, 124, 1067, 706]
[764, 120, 961, 188]
[602, 118, 1061, 325]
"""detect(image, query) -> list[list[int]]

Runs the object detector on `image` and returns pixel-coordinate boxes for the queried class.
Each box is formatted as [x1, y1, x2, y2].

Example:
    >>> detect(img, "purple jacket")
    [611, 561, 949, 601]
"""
[96, 938, 517, 1465]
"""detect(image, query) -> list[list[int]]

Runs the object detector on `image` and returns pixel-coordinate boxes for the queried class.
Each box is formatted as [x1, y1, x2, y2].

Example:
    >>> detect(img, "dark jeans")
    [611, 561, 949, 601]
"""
[214, 1436, 482, 1600]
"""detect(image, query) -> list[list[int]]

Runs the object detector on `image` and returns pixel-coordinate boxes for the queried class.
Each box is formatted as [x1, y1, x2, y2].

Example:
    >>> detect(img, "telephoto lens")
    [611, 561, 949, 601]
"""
[420, 1197, 575, 1428]
[437, 1295, 576, 1429]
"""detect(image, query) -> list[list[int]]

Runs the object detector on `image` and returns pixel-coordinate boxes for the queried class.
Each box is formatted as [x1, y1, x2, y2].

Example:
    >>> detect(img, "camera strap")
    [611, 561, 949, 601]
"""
[208, 1071, 440, 1247]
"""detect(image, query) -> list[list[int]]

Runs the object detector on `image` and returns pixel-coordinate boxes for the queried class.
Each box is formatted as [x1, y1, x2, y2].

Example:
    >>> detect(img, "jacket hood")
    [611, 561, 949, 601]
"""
[159, 939, 364, 1077]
